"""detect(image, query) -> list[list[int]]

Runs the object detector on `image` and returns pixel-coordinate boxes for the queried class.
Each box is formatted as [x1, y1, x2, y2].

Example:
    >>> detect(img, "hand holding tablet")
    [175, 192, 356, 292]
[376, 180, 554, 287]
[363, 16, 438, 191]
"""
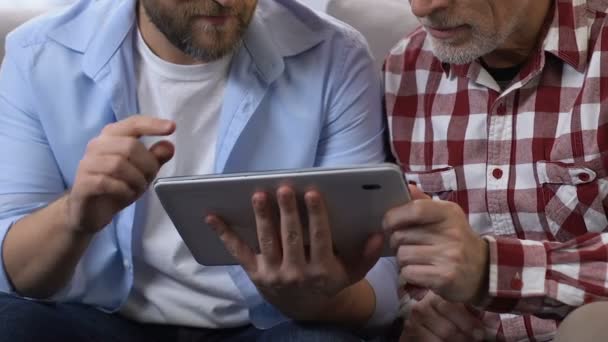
[154, 163, 410, 266]
[155, 163, 410, 320]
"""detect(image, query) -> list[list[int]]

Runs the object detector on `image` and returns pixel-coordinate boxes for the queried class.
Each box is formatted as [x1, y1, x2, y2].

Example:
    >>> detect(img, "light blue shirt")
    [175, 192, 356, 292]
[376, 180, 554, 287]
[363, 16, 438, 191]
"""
[0, 0, 399, 328]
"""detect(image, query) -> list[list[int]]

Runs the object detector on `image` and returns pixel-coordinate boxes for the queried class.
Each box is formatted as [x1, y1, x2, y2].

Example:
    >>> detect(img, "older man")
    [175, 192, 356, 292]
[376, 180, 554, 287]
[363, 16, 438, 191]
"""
[0, 0, 399, 340]
[384, 0, 608, 341]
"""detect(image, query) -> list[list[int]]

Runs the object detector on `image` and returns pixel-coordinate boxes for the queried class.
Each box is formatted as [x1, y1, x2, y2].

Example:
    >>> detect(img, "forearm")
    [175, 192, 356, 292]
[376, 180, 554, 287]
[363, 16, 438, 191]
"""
[2, 195, 93, 299]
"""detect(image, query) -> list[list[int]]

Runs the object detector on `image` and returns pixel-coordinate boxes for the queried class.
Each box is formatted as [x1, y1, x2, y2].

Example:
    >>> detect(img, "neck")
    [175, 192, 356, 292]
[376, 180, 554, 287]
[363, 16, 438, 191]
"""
[482, 0, 552, 68]
[137, 3, 203, 65]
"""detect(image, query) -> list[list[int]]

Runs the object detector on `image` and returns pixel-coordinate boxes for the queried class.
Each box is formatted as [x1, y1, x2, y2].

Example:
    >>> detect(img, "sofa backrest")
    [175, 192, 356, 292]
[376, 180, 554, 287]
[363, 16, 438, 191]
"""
[0, 7, 53, 63]
[326, 0, 419, 70]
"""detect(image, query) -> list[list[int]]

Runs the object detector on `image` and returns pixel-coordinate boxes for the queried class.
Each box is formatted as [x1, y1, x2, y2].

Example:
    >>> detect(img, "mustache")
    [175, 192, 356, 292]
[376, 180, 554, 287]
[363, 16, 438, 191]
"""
[179, 1, 238, 17]
[419, 12, 465, 29]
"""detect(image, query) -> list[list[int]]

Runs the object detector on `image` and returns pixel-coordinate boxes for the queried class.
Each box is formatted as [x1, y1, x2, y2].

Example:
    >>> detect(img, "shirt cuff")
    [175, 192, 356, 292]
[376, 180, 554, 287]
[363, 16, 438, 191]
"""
[364, 257, 400, 328]
[481, 236, 548, 311]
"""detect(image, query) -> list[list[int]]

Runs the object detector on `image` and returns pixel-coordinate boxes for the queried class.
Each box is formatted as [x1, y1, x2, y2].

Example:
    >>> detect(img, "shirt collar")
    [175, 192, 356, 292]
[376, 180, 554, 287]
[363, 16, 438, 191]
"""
[46, 0, 326, 82]
[443, 0, 599, 79]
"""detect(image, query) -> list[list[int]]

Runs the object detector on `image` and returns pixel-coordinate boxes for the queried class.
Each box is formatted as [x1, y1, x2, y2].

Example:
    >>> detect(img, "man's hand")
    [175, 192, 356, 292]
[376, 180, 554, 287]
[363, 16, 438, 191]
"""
[384, 186, 489, 304]
[402, 292, 485, 342]
[207, 186, 384, 321]
[66, 116, 175, 235]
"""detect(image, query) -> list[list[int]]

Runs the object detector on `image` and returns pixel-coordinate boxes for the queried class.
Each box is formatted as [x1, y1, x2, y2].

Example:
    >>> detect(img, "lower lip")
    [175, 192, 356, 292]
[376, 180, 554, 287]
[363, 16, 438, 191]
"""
[427, 25, 468, 40]
[196, 15, 230, 25]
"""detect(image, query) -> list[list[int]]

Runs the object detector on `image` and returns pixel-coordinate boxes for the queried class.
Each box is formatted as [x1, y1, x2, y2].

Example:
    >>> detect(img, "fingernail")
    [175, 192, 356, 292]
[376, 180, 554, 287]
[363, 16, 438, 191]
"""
[205, 215, 216, 225]
[306, 194, 319, 208]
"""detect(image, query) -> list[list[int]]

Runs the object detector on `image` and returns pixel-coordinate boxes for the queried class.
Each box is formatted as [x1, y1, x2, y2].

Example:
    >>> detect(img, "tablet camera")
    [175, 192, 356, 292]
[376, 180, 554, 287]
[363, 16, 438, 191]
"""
[362, 184, 382, 191]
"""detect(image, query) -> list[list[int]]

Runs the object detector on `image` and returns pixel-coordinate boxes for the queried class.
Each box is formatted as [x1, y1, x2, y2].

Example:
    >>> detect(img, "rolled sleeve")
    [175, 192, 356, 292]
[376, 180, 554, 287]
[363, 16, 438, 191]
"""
[0, 215, 27, 294]
[0, 195, 59, 294]
[364, 257, 400, 328]
[0, 41, 67, 296]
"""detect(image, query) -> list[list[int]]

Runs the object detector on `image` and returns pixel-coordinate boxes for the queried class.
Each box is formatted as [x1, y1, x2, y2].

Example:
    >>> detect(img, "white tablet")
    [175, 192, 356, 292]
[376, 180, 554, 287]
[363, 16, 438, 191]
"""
[154, 163, 409, 266]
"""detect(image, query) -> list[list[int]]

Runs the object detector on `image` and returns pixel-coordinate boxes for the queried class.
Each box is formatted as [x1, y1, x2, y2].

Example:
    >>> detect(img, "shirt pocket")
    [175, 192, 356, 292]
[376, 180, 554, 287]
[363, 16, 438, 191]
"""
[536, 154, 608, 240]
[403, 166, 458, 202]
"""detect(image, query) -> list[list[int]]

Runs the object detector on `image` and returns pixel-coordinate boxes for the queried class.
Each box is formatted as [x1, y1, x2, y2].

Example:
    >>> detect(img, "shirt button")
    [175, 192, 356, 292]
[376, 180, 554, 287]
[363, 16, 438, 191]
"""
[578, 173, 590, 182]
[497, 103, 506, 116]
[123, 259, 131, 270]
[492, 168, 504, 180]
[511, 277, 523, 291]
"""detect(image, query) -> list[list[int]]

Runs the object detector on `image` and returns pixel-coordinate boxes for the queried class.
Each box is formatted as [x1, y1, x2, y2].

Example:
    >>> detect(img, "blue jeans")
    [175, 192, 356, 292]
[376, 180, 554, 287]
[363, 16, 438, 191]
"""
[0, 293, 387, 342]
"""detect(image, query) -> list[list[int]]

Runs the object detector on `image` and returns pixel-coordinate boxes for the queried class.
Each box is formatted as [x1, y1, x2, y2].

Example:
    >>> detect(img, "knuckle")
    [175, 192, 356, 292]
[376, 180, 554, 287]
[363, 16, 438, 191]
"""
[382, 212, 398, 230]
[85, 138, 100, 153]
[442, 270, 457, 286]
[309, 268, 329, 284]
[280, 271, 304, 287]
[92, 175, 110, 193]
[125, 139, 140, 156]
[410, 202, 426, 219]
[397, 247, 409, 266]
[107, 156, 124, 174]
[262, 273, 281, 288]
[445, 248, 463, 263]
[101, 123, 116, 135]
[285, 230, 301, 246]
[390, 231, 405, 247]
[249, 273, 262, 284]
[435, 325, 455, 340]
[410, 302, 426, 317]
[259, 236, 276, 250]
[310, 228, 327, 242]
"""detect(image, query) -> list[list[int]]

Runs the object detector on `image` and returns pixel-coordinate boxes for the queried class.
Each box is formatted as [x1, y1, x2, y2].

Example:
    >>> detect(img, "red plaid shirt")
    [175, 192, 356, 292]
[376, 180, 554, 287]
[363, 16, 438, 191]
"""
[386, 0, 608, 340]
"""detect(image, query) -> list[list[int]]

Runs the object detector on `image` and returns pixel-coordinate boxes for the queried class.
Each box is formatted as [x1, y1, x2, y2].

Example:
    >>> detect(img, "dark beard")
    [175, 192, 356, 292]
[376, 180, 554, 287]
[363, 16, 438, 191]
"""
[140, 0, 249, 62]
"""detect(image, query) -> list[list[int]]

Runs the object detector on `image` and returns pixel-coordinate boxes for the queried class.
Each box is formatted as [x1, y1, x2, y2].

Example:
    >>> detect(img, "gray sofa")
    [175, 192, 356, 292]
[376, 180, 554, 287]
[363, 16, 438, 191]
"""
[326, 0, 419, 69]
[0, 7, 53, 63]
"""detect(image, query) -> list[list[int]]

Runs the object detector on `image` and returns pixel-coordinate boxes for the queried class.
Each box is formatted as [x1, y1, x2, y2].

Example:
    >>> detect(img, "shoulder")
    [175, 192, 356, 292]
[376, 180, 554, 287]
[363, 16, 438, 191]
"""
[5, 0, 110, 66]
[257, 0, 371, 58]
[385, 27, 437, 75]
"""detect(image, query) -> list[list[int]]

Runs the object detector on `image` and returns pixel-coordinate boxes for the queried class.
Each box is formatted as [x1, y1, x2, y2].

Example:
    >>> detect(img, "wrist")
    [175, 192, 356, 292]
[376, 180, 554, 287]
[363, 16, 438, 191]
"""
[60, 195, 96, 240]
[316, 280, 375, 324]
[471, 238, 490, 306]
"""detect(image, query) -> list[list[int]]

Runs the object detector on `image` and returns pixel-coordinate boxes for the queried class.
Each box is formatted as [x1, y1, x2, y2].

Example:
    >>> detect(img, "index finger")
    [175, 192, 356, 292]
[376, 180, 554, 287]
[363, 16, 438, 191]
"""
[382, 200, 449, 232]
[102, 116, 176, 138]
[206, 215, 258, 272]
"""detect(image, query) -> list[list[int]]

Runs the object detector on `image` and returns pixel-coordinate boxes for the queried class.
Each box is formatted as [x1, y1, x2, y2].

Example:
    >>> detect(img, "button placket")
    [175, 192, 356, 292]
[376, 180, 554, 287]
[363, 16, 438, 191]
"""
[487, 96, 515, 236]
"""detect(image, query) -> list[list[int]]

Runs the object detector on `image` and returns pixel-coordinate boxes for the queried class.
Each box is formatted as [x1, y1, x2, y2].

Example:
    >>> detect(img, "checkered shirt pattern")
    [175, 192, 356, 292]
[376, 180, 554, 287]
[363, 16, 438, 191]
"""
[385, 0, 608, 340]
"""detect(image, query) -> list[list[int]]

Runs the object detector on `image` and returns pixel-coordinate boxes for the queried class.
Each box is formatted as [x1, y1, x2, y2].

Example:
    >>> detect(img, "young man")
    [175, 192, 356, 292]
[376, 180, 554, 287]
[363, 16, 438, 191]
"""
[384, 0, 608, 340]
[0, 0, 399, 340]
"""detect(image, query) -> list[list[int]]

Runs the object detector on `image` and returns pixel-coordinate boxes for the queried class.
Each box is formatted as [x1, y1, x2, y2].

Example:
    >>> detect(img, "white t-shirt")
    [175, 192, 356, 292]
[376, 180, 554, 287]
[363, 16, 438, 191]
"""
[120, 29, 248, 328]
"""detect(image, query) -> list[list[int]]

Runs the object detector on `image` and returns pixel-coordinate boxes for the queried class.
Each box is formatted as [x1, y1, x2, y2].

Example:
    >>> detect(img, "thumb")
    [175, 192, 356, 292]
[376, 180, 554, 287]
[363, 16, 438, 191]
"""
[408, 184, 430, 200]
[149, 140, 175, 165]
[348, 233, 384, 281]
